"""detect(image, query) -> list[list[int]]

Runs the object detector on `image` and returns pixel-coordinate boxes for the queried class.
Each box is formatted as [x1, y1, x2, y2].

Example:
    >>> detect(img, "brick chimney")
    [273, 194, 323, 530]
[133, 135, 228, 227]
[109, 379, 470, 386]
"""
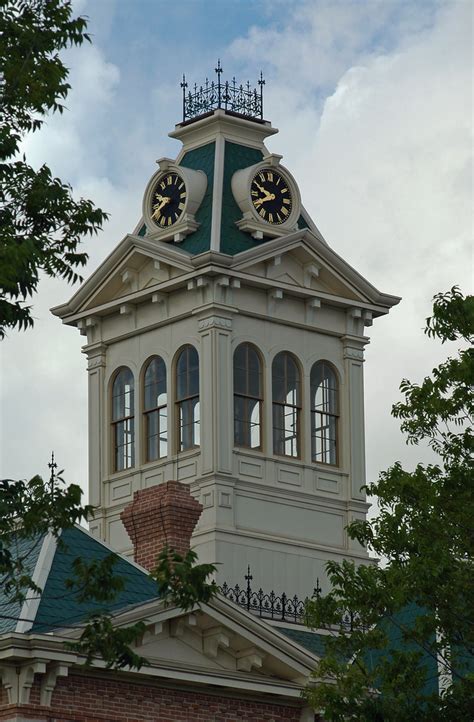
[120, 481, 203, 572]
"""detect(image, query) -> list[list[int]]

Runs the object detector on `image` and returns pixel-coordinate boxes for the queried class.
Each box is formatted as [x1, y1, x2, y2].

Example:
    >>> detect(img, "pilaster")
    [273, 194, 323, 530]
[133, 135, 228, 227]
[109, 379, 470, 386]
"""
[197, 313, 234, 476]
[82, 342, 107, 509]
[342, 334, 368, 501]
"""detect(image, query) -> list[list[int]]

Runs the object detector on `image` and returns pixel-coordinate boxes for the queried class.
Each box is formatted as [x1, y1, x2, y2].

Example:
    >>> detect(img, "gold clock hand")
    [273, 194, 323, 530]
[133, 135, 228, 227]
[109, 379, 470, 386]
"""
[151, 196, 171, 219]
[254, 192, 276, 207]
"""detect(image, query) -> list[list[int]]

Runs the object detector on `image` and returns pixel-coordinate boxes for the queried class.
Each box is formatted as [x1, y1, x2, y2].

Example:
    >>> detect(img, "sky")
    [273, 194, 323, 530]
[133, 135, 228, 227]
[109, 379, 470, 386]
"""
[0, 0, 472, 508]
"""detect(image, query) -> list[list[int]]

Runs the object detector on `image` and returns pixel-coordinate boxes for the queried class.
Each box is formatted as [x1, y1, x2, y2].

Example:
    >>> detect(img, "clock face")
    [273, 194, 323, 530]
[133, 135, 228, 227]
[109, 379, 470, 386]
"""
[150, 172, 186, 228]
[250, 168, 293, 225]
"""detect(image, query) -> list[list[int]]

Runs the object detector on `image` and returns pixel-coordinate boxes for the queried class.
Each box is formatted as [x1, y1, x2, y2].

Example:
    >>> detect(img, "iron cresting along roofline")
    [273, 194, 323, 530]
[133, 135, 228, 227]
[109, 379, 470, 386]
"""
[180, 60, 265, 124]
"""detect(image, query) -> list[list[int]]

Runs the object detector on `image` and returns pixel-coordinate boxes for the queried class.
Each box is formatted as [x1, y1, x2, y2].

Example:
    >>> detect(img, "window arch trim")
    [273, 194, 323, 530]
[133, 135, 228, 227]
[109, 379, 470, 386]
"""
[142, 355, 168, 463]
[111, 366, 135, 472]
[233, 342, 264, 451]
[271, 350, 302, 459]
[310, 359, 339, 466]
[174, 344, 200, 452]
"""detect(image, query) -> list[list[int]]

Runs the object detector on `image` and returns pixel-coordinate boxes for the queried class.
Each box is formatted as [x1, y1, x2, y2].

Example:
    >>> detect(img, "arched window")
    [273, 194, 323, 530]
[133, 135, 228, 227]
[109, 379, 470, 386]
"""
[175, 345, 200, 451]
[234, 343, 263, 450]
[311, 361, 339, 465]
[111, 367, 135, 471]
[272, 352, 301, 458]
[143, 356, 167, 461]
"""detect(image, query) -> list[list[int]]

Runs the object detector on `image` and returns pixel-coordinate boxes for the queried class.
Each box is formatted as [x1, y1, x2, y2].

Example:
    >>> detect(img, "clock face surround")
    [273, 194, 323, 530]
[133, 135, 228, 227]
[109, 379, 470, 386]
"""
[150, 172, 187, 228]
[250, 168, 293, 225]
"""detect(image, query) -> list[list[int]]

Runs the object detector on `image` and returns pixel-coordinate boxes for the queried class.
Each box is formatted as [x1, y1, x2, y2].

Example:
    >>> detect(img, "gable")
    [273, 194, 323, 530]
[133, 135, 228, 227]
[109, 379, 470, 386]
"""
[97, 596, 320, 693]
[233, 237, 369, 303]
[51, 235, 195, 320]
[86, 252, 189, 309]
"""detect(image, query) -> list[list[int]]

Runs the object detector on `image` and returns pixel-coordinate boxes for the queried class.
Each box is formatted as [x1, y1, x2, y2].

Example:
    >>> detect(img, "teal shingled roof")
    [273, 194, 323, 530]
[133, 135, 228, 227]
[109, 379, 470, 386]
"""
[0, 526, 158, 636]
[31, 526, 158, 633]
[278, 626, 327, 657]
[220, 141, 264, 255]
[364, 604, 440, 696]
[0, 533, 44, 633]
[138, 138, 310, 255]
[177, 142, 216, 255]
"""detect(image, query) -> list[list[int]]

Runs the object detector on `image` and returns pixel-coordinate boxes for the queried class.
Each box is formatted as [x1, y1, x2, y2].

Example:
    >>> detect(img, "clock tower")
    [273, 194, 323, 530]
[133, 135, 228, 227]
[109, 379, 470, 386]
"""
[52, 65, 400, 599]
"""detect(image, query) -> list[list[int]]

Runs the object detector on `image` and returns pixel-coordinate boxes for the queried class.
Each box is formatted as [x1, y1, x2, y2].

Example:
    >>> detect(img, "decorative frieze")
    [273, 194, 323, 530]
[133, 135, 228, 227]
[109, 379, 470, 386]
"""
[197, 315, 233, 331]
[84, 342, 107, 371]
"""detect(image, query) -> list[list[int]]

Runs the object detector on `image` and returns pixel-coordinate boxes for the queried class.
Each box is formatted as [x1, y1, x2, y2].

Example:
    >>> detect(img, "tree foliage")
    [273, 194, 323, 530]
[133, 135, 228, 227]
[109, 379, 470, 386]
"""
[0, 0, 108, 338]
[0, 468, 218, 669]
[151, 546, 219, 611]
[304, 288, 473, 721]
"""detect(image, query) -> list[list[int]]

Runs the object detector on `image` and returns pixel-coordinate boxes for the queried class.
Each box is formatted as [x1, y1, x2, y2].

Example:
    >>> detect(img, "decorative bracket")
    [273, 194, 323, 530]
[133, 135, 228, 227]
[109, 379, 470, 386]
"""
[77, 315, 99, 338]
[236, 647, 264, 672]
[119, 303, 135, 316]
[203, 626, 230, 659]
[39, 663, 69, 706]
[121, 268, 139, 292]
[0, 661, 48, 705]
[303, 262, 320, 288]
[363, 310, 373, 327]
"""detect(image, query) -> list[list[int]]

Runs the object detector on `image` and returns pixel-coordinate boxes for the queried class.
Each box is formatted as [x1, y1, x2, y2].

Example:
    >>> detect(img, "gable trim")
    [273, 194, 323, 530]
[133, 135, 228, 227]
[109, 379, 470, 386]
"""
[232, 229, 400, 309]
[16, 532, 57, 633]
[51, 235, 194, 320]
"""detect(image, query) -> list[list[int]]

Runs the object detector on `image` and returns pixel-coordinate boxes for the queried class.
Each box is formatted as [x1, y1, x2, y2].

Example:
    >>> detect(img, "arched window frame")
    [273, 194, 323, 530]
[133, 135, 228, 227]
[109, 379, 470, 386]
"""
[111, 367, 135, 472]
[142, 356, 168, 462]
[233, 342, 263, 451]
[310, 360, 339, 466]
[175, 344, 200, 452]
[272, 351, 302, 459]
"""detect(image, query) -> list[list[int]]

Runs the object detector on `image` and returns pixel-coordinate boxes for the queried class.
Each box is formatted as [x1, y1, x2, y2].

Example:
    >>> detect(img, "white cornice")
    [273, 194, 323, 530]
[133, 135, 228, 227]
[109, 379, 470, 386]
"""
[170, 109, 278, 156]
[51, 227, 399, 327]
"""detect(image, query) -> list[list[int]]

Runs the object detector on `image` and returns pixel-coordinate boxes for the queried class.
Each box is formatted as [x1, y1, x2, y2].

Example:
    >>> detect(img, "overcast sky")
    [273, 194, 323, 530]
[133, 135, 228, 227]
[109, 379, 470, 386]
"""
[0, 0, 472, 506]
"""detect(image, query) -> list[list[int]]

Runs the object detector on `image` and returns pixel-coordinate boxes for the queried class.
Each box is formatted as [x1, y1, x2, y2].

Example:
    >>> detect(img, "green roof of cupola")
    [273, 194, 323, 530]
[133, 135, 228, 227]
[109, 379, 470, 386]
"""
[180, 60, 265, 126]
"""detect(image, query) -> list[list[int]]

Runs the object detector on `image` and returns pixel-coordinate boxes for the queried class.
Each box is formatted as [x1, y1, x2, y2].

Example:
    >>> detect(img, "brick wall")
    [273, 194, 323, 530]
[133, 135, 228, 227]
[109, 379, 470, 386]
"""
[0, 673, 304, 722]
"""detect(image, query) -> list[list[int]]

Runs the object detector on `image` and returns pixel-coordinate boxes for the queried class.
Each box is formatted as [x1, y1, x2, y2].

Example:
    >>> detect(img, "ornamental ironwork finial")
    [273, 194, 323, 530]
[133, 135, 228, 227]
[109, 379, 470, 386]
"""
[48, 451, 58, 500]
[180, 62, 265, 123]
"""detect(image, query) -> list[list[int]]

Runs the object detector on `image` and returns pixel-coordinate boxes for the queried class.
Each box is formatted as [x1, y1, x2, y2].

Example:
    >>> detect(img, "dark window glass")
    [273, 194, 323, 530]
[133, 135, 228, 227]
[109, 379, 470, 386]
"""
[233, 343, 262, 450]
[272, 352, 301, 458]
[112, 368, 135, 471]
[143, 356, 167, 461]
[311, 362, 339, 465]
[175, 345, 200, 451]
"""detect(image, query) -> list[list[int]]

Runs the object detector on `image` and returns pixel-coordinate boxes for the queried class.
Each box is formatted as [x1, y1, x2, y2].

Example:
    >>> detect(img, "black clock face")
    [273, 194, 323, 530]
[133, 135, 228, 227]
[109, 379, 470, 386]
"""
[250, 168, 293, 225]
[150, 172, 186, 228]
